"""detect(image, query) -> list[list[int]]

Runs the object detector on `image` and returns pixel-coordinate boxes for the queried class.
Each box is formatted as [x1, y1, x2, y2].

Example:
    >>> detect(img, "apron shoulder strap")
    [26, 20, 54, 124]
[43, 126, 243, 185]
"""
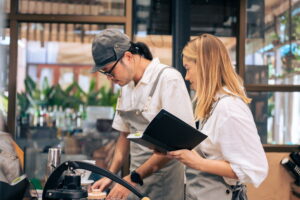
[200, 95, 230, 130]
[148, 66, 173, 97]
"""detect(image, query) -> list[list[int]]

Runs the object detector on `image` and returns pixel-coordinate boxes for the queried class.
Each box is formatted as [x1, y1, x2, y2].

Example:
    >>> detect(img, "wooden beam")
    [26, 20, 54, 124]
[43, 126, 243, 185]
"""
[125, 0, 133, 39]
[246, 85, 300, 92]
[8, 0, 19, 137]
[237, 0, 246, 80]
[172, 0, 190, 90]
[9, 14, 127, 24]
[264, 144, 300, 152]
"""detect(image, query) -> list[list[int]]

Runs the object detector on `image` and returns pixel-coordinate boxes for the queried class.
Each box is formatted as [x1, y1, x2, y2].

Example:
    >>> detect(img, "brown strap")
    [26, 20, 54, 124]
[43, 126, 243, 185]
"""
[11, 140, 24, 170]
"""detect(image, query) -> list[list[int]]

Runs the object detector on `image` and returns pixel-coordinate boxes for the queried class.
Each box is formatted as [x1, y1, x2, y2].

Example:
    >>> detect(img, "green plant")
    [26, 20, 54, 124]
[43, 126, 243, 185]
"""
[265, 93, 275, 118]
[17, 77, 119, 115]
[86, 79, 102, 106]
[17, 76, 55, 117]
[24, 76, 55, 108]
[85, 79, 119, 109]
[270, 33, 280, 45]
[47, 84, 84, 110]
[279, 12, 300, 41]
[17, 92, 29, 117]
[98, 86, 119, 109]
[62, 82, 85, 110]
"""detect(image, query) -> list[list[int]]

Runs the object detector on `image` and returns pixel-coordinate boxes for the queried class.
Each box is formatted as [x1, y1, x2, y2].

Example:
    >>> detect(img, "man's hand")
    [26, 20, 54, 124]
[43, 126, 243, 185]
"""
[106, 175, 137, 200]
[91, 177, 113, 191]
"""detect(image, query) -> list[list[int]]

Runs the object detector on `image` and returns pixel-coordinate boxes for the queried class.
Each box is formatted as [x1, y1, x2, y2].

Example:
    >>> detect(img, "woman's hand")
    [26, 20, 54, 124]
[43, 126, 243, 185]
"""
[167, 149, 204, 170]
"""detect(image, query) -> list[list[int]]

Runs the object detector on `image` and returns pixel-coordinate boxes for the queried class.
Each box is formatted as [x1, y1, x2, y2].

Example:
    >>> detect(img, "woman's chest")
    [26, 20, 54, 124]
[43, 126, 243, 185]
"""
[196, 122, 223, 159]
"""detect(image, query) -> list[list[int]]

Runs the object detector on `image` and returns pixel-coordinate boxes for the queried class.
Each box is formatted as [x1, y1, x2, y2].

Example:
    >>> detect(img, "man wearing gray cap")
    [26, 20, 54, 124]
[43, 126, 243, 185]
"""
[91, 29, 194, 200]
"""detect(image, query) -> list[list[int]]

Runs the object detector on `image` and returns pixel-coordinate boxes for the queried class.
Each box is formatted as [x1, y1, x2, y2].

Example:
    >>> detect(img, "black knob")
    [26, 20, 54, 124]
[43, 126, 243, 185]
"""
[63, 175, 81, 190]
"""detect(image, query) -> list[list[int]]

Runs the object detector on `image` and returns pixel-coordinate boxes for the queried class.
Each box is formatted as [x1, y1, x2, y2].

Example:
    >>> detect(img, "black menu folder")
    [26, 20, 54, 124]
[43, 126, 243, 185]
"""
[127, 109, 207, 153]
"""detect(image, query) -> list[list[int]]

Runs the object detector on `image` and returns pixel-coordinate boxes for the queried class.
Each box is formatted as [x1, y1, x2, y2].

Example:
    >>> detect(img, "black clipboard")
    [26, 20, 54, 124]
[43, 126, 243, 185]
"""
[127, 109, 207, 153]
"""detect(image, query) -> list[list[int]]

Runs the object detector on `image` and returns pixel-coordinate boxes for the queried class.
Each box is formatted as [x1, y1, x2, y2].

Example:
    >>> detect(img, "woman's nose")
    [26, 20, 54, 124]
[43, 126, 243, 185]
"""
[185, 73, 190, 81]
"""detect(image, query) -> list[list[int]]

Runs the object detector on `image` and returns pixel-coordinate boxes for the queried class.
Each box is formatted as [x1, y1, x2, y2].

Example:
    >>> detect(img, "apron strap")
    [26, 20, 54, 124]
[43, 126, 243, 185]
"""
[116, 87, 123, 111]
[148, 66, 173, 97]
[117, 67, 173, 112]
[231, 184, 247, 200]
[200, 95, 230, 130]
[142, 67, 173, 112]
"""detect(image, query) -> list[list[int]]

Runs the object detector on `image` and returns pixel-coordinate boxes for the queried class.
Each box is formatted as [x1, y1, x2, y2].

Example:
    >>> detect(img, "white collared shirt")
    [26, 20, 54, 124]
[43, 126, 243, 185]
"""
[112, 58, 195, 132]
[196, 91, 269, 187]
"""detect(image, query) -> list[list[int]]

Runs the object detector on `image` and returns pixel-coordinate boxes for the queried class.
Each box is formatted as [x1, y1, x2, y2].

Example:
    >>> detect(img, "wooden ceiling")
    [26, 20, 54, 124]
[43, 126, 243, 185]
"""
[5, 0, 125, 15]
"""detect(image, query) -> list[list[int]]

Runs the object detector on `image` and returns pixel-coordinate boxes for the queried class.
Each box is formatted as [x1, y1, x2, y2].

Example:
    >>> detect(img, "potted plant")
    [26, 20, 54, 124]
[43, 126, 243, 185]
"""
[270, 33, 281, 46]
[84, 80, 119, 132]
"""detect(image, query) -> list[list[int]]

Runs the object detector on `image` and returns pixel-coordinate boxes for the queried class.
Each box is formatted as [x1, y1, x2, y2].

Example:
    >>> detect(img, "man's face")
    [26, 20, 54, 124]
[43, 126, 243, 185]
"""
[99, 53, 134, 86]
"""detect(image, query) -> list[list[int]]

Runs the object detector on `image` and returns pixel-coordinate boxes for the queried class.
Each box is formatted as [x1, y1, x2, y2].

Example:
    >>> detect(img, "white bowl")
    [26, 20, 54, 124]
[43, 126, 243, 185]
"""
[75, 160, 96, 182]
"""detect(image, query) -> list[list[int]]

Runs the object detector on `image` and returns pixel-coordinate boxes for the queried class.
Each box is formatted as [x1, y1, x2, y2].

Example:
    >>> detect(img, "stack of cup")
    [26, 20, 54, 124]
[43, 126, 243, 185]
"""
[45, 147, 62, 181]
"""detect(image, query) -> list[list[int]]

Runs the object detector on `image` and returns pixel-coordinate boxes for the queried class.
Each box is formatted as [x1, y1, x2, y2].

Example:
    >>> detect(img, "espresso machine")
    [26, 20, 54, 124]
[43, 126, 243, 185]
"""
[43, 161, 150, 200]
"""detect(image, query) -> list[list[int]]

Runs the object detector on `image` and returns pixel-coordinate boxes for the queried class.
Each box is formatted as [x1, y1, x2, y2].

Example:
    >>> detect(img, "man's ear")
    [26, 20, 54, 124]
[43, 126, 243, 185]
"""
[122, 51, 133, 65]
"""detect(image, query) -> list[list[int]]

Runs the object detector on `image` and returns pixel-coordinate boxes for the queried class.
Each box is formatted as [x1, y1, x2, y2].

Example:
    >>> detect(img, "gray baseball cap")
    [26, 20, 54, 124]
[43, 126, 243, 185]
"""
[91, 29, 131, 73]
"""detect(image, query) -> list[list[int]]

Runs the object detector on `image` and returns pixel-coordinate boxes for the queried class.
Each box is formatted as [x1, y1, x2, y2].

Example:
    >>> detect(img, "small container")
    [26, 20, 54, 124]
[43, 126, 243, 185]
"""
[45, 147, 61, 180]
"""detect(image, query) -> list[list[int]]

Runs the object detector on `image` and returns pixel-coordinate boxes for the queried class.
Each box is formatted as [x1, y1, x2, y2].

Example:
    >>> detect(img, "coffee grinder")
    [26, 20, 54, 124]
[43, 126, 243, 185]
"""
[43, 161, 150, 200]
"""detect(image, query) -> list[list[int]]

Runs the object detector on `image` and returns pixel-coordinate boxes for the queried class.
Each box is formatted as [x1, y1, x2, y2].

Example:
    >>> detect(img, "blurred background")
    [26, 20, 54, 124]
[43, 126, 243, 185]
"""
[1, 0, 300, 199]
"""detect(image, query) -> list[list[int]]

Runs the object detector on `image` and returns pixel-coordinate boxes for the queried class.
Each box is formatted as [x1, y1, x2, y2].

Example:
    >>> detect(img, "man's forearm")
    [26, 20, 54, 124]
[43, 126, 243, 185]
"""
[109, 132, 130, 174]
[135, 154, 171, 179]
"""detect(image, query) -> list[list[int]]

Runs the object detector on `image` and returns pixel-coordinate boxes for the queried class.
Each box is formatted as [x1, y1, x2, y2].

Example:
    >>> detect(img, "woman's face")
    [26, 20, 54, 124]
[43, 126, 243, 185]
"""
[183, 57, 197, 90]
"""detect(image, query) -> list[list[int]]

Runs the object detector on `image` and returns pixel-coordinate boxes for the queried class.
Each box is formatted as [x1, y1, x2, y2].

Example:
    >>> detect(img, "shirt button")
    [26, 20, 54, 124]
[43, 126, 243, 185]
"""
[226, 189, 230, 194]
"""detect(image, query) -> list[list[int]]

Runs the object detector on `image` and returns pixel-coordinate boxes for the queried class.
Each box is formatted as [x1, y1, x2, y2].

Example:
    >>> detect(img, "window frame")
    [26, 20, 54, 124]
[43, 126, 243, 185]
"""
[242, 0, 300, 151]
[6, 0, 133, 137]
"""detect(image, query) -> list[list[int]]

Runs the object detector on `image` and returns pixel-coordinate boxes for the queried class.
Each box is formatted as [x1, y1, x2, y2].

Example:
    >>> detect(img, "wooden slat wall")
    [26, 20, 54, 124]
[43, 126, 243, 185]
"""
[247, 152, 300, 200]
[17, 22, 124, 44]
[16, 0, 125, 16]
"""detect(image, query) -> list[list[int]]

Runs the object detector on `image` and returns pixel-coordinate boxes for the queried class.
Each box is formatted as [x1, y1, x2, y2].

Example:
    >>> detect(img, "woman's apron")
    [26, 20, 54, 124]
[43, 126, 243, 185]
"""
[117, 67, 185, 200]
[185, 96, 247, 200]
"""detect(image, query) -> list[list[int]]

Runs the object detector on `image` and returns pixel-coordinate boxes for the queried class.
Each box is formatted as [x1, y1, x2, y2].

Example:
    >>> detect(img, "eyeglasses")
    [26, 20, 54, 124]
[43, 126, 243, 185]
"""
[98, 55, 123, 77]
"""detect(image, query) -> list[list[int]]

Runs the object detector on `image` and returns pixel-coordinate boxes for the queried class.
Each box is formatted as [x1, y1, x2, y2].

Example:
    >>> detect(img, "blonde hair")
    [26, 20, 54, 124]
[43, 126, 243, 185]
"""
[182, 34, 251, 120]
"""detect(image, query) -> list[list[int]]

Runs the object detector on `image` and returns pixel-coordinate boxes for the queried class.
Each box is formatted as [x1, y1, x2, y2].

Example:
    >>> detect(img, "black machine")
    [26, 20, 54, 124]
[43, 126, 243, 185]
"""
[43, 161, 150, 200]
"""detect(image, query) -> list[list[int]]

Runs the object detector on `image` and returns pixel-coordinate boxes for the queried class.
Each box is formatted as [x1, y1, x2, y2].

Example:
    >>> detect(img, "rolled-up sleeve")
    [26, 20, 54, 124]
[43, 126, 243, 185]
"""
[217, 113, 268, 187]
[112, 99, 130, 133]
[112, 112, 130, 133]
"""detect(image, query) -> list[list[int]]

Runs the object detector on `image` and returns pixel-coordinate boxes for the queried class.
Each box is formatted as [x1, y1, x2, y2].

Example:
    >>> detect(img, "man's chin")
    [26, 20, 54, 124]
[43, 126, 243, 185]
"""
[117, 81, 126, 87]
[117, 79, 132, 86]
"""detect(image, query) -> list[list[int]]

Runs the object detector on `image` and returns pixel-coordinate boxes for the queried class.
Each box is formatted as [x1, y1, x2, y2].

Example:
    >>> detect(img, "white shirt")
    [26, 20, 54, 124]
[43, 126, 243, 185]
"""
[197, 90, 269, 187]
[112, 58, 195, 132]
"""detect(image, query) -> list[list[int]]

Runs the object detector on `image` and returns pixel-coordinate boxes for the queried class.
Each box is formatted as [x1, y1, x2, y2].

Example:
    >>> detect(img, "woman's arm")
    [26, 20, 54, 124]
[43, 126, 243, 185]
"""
[168, 149, 238, 179]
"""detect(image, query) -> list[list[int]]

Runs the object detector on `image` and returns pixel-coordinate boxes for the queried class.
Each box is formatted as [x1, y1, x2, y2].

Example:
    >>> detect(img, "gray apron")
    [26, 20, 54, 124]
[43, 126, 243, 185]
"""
[186, 96, 247, 200]
[117, 67, 185, 200]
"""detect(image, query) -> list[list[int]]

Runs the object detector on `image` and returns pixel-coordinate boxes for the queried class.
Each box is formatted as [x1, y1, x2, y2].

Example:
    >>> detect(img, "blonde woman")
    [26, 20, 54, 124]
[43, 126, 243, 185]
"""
[167, 34, 268, 200]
